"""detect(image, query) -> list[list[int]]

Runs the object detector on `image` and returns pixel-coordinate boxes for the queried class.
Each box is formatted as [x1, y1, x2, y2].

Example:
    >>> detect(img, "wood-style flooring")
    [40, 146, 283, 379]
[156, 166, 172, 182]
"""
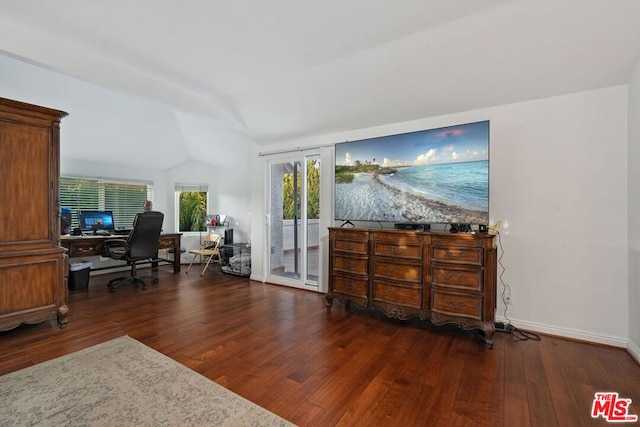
[1, 266, 639, 426]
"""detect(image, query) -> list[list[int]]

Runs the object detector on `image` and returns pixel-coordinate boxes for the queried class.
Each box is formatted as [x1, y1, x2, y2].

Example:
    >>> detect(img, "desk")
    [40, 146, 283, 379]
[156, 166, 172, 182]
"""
[60, 233, 182, 273]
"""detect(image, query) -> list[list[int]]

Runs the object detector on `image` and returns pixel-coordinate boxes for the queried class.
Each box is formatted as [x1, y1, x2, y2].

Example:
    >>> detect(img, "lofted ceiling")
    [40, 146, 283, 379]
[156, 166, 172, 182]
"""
[2, 0, 640, 167]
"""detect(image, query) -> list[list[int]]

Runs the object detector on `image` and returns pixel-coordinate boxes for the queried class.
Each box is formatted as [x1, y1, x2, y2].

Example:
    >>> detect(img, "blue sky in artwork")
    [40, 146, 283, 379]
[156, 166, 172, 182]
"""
[336, 121, 489, 167]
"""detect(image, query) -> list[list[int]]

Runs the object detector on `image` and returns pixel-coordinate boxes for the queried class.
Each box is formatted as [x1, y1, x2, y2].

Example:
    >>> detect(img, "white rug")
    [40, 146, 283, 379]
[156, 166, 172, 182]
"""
[0, 336, 294, 426]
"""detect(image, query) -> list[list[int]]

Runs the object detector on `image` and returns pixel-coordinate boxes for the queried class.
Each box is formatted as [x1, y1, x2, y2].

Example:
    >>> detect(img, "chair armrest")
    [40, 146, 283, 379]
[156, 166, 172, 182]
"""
[103, 239, 128, 259]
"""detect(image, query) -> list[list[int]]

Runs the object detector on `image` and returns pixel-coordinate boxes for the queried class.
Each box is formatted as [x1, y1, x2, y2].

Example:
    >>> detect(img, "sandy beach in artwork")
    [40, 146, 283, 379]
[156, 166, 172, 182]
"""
[335, 172, 486, 224]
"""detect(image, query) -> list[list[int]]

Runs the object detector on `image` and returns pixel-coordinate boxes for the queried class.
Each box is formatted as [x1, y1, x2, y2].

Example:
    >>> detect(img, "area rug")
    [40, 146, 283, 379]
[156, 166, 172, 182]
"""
[0, 336, 294, 426]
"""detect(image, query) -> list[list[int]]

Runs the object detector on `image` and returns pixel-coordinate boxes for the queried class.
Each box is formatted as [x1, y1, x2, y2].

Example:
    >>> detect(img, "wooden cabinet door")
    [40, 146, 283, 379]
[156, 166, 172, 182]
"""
[0, 122, 52, 248]
[0, 98, 68, 331]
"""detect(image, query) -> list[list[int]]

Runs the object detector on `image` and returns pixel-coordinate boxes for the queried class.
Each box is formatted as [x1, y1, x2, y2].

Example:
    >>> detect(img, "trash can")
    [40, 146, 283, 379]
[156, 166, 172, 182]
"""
[69, 260, 92, 291]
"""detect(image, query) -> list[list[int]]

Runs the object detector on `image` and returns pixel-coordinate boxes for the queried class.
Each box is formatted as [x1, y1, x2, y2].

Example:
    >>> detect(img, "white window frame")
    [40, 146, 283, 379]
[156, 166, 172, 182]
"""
[174, 183, 209, 234]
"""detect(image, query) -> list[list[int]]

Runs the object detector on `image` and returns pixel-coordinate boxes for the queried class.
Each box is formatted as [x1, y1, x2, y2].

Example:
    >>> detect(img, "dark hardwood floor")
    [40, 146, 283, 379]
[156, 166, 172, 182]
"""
[1, 266, 639, 426]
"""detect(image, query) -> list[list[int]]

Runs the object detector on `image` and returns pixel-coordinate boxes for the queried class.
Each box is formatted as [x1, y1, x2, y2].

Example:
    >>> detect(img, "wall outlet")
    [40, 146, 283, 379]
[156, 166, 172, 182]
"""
[503, 284, 512, 306]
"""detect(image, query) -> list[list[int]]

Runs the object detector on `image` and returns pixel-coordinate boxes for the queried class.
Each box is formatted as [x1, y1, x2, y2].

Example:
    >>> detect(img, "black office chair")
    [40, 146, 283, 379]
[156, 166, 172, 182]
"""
[103, 211, 164, 292]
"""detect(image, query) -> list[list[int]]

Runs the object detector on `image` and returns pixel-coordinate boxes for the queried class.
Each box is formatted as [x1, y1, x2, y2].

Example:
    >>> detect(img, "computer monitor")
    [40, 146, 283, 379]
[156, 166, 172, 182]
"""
[78, 210, 115, 232]
[60, 207, 72, 235]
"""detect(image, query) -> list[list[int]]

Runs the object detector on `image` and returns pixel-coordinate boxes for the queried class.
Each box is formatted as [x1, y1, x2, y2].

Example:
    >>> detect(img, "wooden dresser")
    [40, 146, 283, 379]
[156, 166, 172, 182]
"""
[327, 227, 497, 347]
[0, 98, 69, 331]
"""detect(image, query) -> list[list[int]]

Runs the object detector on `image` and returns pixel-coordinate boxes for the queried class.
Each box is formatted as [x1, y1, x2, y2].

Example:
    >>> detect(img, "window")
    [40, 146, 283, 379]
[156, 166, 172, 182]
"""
[175, 183, 208, 232]
[60, 177, 153, 229]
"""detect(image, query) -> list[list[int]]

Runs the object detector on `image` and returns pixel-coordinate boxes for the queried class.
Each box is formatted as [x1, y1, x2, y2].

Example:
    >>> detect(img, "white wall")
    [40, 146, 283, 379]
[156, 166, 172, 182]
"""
[252, 85, 630, 346]
[0, 54, 197, 170]
[628, 62, 640, 361]
[164, 160, 252, 253]
[1, 53, 255, 265]
[491, 87, 628, 345]
[0, 55, 255, 223]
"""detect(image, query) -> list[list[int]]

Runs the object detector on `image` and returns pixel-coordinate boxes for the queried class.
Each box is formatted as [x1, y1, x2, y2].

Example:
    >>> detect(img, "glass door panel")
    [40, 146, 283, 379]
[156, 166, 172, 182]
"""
[306, 159, 320, 283]
[266, 155, 319, 290]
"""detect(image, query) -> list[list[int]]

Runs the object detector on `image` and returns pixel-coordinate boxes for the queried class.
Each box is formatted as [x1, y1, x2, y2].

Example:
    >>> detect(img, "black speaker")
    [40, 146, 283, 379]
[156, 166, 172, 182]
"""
[394, 223, 430, 231]
[479, 224, 488, 233]
[224, 228, 234, 244]
[449, 223, 471, 233]
[60, 212, 72, 235]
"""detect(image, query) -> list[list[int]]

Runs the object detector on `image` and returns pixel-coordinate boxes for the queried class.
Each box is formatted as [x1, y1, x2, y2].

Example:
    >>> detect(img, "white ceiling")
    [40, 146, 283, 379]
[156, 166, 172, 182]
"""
[2, 0, 640, 152]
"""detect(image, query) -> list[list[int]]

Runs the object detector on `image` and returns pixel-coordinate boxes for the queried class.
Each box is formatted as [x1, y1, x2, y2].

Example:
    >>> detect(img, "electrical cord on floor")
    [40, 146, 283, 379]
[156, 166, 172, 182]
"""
[494, 231, 541, 342]
[509, 325, 541, 341]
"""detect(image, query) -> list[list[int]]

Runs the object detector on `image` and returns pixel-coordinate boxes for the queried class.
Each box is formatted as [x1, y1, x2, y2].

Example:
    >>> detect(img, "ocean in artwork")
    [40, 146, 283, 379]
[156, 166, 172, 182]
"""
[334, 160, 488, 223]
[380, 160, 488, 211]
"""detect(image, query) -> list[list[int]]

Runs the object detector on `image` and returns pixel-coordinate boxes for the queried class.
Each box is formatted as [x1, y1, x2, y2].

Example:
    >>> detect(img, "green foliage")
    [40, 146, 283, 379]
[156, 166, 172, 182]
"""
[282, 160, 320, 220]
[335, 170, 354, 184]
[179, 191, 207, 232]
[307, 160, 320, 219]
[282, 172, 298, 220]
[334, 163, 380, 183]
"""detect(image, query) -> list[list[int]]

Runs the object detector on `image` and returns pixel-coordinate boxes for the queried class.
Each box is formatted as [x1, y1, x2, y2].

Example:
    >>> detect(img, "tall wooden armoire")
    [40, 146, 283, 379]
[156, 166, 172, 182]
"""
[0, 98, 69, 331]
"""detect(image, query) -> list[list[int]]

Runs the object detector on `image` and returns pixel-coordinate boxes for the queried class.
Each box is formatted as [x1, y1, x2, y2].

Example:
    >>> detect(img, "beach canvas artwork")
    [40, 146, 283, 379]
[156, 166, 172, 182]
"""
[335, 121, 489, 224]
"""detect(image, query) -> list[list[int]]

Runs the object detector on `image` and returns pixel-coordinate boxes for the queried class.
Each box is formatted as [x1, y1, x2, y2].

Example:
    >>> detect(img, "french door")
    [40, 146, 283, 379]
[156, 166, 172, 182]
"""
[265, 152, 320, 290]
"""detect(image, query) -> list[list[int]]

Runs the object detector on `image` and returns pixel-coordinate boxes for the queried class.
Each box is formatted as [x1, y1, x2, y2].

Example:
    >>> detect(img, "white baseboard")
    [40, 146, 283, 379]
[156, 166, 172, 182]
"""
[627, 339, 640, 364]
[250, 273, 265, 283]
[495, 315, 628, 348]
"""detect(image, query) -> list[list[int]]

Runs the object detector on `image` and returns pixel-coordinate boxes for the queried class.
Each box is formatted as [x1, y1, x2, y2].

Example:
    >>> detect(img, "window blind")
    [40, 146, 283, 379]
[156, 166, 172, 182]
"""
[175, 183, 209, 192]
[60, 177, 153, 229]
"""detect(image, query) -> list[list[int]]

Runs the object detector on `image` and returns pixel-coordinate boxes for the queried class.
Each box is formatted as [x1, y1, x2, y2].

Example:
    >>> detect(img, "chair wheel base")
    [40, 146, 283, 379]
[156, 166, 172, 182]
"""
[107, 275, 158, 292]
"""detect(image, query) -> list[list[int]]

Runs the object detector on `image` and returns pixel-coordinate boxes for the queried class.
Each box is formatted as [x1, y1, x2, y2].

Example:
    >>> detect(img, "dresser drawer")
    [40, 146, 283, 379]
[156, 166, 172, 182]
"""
[333, 275, 368, 297]
[431, 289, 482, 320]
[68, 241, 101, 257]
[372, 230, 422, 244]
[432, 266, 483, 291]
[333, 255, 368, 275]
[333, 239, 368, 255]
[372, 241, 422, 260]
[431, 235, 483, 248]
[373, 261, 421, 283]
[330, 228, 369, 241]
[373, 281, 422, 308]
[432, 246, 483, 265]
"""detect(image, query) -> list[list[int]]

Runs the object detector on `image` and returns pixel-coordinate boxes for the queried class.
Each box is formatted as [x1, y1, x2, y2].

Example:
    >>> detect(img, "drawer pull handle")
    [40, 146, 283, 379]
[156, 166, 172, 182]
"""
[344, 261, 356, 270]
[344, 281, 355, 290]
[385, 288, 395, 296]
[443, 272, 466, 281]
[345, 242, 355, 250]
[391, 247, 405, 254]
[445, 299, 466, 309]
[386, 266, 394, 274]
[444, 251, 464, 259]
[77, 247, 94, 254]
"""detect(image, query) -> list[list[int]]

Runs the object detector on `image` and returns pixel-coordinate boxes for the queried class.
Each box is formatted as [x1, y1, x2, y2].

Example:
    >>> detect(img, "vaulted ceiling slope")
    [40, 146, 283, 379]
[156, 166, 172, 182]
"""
[2, 0, 640, 147]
